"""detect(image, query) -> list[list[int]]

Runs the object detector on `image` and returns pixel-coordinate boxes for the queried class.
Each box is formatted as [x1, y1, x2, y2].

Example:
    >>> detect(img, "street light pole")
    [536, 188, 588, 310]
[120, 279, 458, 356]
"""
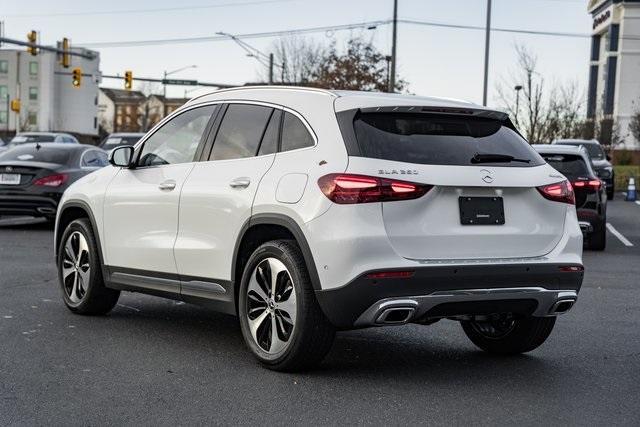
[482, 0, 492, 106]
[162, 65, 198, 98]
[389, 0, 398, 93]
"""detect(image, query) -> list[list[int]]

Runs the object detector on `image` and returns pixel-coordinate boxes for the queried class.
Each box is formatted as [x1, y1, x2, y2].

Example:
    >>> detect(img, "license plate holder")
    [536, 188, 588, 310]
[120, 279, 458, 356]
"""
[459, 196, 505, 225]
[0, 173, 21, 185]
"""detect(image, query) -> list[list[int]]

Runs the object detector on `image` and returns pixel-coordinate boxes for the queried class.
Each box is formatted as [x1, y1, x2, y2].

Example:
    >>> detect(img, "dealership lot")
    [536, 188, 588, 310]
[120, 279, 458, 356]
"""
[1, 198, 639, 426]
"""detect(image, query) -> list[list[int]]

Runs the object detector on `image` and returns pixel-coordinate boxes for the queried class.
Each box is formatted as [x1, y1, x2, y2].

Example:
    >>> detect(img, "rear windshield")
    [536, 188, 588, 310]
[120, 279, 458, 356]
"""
[351, 113, 544, 167]
[539, 153, 590, 180]
[555, 142, 605, 160]
[10, 134, 55, 144]
[101, 136, 142, 148]
[0, 146, 72, 165]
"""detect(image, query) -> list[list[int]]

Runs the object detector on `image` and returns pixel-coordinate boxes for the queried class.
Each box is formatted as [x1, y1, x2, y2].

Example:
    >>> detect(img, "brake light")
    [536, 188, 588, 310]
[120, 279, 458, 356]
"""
[318, 173, 432, 204]
[536, 180, 575, 205]
[33, 173, 68, 187]
[572, 179, 602, 190]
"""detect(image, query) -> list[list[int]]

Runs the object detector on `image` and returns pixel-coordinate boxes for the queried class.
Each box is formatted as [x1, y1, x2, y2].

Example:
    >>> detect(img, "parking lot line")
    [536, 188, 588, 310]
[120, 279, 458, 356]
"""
[606, 223, 634, 247]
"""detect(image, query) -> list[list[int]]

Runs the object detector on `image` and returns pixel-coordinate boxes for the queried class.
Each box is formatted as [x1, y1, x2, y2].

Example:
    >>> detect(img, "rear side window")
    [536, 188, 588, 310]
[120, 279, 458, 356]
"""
[350, 113, 544, 167]
[81, 150, 108, 167]
[539, 153, 590, 180]
[210, 104, 273, 161]
[281, 112, 314, 152]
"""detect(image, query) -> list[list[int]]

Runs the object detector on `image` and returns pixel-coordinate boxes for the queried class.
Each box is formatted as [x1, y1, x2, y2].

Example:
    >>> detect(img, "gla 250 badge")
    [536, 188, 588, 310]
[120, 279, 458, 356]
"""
[378, 169, 419, 175]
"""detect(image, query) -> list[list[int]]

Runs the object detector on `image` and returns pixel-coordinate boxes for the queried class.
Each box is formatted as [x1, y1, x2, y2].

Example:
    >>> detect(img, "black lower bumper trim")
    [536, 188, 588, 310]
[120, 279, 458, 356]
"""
[315, 263, 584, 329]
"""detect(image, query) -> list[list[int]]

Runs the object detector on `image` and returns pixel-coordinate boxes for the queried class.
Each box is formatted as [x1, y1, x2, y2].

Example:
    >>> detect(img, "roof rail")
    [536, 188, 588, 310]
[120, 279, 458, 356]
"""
[186, 85, 338, 104]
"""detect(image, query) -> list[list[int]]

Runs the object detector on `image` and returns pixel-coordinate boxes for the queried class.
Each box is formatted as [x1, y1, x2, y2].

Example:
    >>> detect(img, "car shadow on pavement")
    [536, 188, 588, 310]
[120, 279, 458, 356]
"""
[0, 217, 52, 230]
[92, 299, 559, 383]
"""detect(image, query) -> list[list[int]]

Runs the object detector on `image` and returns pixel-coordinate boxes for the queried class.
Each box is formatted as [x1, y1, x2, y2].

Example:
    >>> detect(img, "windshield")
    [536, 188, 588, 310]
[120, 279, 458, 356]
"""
[351, 113, 544, 167]
[10, 134, 56, 144]
[556, 142, 605, 160]
[101, 136, 142, 148]
[0, 145, 72, 164]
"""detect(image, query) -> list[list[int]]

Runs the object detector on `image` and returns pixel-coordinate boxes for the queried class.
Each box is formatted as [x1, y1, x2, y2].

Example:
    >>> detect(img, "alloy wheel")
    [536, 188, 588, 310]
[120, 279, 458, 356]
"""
[61, 231, 91, 304]
[246, 257, 297, 354]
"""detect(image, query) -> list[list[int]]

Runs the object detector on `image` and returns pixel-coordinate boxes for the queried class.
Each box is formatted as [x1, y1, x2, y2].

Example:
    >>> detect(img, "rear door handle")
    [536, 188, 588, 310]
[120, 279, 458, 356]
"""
[158, 180, 177, 191]
[229, 177, 251, 189]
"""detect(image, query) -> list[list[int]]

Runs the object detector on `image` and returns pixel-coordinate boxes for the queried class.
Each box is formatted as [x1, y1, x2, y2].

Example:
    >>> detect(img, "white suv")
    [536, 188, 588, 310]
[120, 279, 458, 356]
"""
[55, 87, 584, 371]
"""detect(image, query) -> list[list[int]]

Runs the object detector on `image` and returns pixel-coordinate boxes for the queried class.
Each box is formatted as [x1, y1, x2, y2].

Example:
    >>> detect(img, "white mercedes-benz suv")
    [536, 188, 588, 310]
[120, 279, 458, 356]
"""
[55, 87, 584, 371]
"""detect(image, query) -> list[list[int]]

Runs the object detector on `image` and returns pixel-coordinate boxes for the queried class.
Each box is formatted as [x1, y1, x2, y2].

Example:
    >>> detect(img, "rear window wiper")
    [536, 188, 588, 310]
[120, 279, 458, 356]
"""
[471, 153, 531, 164]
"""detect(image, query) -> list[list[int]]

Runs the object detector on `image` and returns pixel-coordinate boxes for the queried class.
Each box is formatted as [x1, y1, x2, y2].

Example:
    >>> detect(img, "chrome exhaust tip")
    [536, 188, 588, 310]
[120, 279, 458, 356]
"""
[550, 299, 576, 315]
[375, 307, 415, 325]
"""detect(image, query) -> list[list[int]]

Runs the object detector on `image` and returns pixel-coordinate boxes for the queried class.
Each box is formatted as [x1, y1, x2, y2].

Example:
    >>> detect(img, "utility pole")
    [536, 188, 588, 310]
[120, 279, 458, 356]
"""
[269, 53, 274, 85]
[514, 85, 523, 127]
[482, 0, 492, 106]
[389, 0, 398, 93]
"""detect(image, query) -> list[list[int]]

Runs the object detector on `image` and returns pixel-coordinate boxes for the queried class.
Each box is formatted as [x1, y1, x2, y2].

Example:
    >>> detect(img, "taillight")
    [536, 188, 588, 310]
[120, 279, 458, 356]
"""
[33, 173, 68, 187]
[318, 173, 432, 204]
[536, 180, 575, 205]
[572, 179, 602, 190]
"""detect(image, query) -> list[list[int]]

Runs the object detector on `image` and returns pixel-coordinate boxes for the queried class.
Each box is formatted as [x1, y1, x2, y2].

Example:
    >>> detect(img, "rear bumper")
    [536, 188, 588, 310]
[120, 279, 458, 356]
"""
[0, 194, 60, 217]
[315, 263, 584, 329]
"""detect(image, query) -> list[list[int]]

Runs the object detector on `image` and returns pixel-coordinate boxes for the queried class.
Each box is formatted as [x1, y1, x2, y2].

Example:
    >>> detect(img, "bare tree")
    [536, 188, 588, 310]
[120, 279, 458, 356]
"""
[496, 45, 585, 144]
[629, 100, 640, 146]
[269, 36, 326, 84]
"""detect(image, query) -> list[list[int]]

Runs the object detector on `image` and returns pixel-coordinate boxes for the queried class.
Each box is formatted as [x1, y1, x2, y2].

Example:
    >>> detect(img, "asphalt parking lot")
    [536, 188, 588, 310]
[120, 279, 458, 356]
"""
[1, 198, 639, 426]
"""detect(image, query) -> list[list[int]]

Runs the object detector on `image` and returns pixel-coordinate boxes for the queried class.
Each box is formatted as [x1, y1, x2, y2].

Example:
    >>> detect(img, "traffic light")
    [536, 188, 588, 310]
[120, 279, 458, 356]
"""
[72, 67, 82, 87]
[124, 71, 133, 90]
[61, 38, 70, 68]
[27, 31, 38, 56]
[10, 99, 21, 113]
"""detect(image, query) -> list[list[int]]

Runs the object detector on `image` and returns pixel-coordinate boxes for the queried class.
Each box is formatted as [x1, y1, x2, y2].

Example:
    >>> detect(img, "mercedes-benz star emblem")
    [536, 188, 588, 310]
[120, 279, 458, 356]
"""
[480, 169, 494, 184]
[5, 166, 13, 173]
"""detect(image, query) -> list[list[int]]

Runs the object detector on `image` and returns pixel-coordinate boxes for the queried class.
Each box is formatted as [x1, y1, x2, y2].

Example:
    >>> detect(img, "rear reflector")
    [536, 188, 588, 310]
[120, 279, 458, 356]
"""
[33, 173, 68, 187]
[318, 173, 432, 204]
[366, 271, 415, 279]
[536, 180, 575, 205]
[558, 265, 584, 273]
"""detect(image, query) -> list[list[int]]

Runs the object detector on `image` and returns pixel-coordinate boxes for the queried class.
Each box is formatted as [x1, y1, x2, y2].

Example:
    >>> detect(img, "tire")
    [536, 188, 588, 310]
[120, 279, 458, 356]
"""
[57, 218, 120, 315]
[461, 315, 556, 355]
[587, 222, 606, 251]
[238, 239, 335, 371]
[607, 189, 614, 200]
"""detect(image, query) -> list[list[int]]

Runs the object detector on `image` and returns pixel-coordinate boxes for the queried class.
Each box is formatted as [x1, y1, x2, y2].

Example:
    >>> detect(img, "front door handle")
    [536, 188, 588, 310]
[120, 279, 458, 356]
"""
[158, 180, 177, 191]
[229, 177, 251, 189]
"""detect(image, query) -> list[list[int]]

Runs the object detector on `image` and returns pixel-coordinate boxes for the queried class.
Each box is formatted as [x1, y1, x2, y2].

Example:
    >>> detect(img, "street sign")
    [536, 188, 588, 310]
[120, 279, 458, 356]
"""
[162, 79, 198, 86]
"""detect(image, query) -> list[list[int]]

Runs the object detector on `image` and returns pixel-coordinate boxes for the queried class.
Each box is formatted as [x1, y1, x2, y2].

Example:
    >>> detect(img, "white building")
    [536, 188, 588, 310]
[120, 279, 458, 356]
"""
[0, 47, 100, 141]
[587, 0, 640, 149]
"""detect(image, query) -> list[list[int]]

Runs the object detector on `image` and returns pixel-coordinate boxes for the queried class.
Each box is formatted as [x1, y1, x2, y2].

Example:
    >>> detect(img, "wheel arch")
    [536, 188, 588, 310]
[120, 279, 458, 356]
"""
[232, 213, 322, 312]
[55, 201, 105, 269]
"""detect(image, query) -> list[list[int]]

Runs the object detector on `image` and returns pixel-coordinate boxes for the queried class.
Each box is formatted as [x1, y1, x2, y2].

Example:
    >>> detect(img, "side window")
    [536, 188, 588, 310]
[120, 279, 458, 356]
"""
[210, 104, 272, 161]
[281, 112, 314, 152]
[82, 150, 108, 167]
[257, 110, 281, 156]
[138, 105, 216, 167]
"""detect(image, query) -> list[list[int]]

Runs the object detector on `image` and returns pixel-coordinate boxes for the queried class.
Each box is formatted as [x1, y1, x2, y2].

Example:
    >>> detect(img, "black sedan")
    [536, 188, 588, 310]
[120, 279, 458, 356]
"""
[533, 144, 607, 250]
[0, 143, 108, 220]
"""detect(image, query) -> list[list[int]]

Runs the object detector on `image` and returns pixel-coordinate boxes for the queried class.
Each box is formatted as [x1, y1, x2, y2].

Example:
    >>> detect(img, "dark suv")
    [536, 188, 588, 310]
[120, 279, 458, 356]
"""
[552, 139, 614, 199]
[534, 144, 607, 250]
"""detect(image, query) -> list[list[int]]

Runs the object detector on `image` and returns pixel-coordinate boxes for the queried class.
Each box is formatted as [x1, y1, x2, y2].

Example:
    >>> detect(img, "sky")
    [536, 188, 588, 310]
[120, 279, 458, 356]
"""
[1, 0, 593, 106]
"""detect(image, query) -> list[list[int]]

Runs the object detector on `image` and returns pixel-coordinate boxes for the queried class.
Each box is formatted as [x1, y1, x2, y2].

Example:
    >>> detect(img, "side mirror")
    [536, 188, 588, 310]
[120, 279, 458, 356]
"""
[109, 145, 135, 167]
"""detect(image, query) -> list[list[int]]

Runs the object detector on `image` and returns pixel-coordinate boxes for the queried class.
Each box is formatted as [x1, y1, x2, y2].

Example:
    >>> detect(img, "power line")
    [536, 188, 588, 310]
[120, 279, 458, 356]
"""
[4, 0, 300, 18]
[75, 18, 640, 49]
[80, 20, 392, 47]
